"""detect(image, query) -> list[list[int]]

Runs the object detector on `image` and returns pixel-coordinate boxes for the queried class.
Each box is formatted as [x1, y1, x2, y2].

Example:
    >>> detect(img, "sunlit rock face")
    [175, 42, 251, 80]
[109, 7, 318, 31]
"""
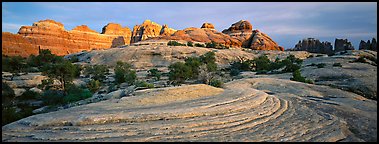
[2, 19, 132, 57]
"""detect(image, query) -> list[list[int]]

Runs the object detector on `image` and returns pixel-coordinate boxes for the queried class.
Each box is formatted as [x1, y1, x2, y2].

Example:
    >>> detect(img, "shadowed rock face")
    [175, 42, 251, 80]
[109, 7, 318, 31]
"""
[201, 23, 215, 29]
[2, 78, 376, 142]
[2, 19, 132, 57]
[359, 38, 377, 51]
[293, 38, 333, 55]
[334, 39, 354, 52]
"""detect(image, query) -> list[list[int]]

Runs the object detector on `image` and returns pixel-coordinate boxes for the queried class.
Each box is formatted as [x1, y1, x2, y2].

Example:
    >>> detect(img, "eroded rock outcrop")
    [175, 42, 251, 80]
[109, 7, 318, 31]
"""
[222, 20, 253, 47]
[2, 19, 132, 57]
[293, 38, 333, 55]
[201, 23, 215, 29]
[160, 24, 177, 36]
[249, 30, 284, 51]
[334, 38, 354, 52]
[359, 38, 377, 51]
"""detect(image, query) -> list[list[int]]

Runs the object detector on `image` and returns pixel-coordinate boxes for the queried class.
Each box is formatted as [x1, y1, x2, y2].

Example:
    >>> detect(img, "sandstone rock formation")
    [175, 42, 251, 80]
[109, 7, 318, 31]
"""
[2, 19, 132, 57]
[359, 38, 377, 51]
[334, 38, 354, 52]
[160, 24, 177, 36]
[2, 19, 284, 57]
[101, 23, 132, 47]
[293, 38, 333, 55]
[249, 30, 284, 51]
[2, 78, 376, 142]
[201, 23, 215, 29]
[65, 45, 310, 70]
[156, 27, 242, 48]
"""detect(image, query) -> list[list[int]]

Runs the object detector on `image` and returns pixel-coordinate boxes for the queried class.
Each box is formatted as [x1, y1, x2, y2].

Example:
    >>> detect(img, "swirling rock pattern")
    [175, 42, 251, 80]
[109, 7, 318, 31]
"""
[2, 78, 376, 142]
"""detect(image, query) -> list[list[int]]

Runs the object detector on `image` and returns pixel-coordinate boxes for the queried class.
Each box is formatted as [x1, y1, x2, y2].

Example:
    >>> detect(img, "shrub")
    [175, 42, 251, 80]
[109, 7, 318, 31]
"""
[195, 43, 205, 47]
[41, 60, 79, 91]
[290, 69, 313, 84]
[147, 68, 162, 81]
[2, 82, 15, 106]
[42, 90, 65, 106]
[63, 85, 92, 104]
[230, 68, 241, 76]
[252, 55, 272, 71]
[69, 55, 79, 63]
[184, 57, 202, 78]
[199, 51, 217, 72]
[87, 79, 101, 93]
[316, 63, 326, 68]
[291, 69, 306, 82]
[205, 41, 217, 48]
[2, 55, 27, 73]
[167, 41, 186, 46]
[187, 41, 194, 47]
[18, 90, 40, 100]
[27, 49, 64, 68]
[135, 80, 154, 88]
[168, 62, 192, 85]
[114, 61, 136, 85]
[333, 63, 342, 67]
[84, 65, 109, 82]
[209, 79, 223, 88]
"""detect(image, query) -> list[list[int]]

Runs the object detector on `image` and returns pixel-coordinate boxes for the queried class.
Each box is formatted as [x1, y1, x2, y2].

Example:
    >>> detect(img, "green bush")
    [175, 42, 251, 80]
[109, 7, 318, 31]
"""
[290, 69, 313, 84]
[195, 43, 205, 47]
[209, 79, 223, 88]
[199, 51, 217, 72]
[41, 60, 79, 91]
[135, 80, 154, 88]
[114, 61, 136, 85]
[87, 79, 101, 93]
[27, 49, 64, 68]
[84, 65, 109, 82]
[205, 41, 217, 48]
[332, 63, 342, 67]
[147, 68, 162, 81]
[230, 68, 241, 76]
[42, 90, 65, 106]
[69, 55, 79, 63]
[2, 55, 28, 73]
[316, 63, 326, 68]
[185, 57, 202, 78]
[167, 41, 186, 46]
[168, 62, 192, 85]
[63, 85, 92, 104]
[2, 82, 15, 106]
[187, 41, 194, 47]
[18, 90, 40, 100]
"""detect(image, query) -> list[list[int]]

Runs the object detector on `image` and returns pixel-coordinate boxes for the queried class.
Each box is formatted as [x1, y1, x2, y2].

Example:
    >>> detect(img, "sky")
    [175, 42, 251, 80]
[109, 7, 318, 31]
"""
[2, 2, 377, 49]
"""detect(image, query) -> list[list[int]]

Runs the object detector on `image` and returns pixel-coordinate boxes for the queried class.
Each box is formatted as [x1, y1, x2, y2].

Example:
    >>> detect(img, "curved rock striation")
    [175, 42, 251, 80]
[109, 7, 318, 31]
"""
[2, 78, 376, 142]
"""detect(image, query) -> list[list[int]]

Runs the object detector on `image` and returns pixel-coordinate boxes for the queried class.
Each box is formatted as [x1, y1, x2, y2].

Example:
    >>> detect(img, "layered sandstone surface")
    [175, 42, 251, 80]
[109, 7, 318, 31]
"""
[2, 78, 376, 142]
[65, 45, 310, 70]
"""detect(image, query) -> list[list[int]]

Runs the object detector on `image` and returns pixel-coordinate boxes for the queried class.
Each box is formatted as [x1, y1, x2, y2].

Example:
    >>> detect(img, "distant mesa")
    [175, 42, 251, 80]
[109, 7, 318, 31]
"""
[2, 19, 284, 57]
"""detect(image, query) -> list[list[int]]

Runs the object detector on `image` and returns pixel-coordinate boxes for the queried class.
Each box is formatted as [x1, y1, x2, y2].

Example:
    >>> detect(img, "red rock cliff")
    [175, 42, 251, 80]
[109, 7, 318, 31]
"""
[3, 19, 132, 57]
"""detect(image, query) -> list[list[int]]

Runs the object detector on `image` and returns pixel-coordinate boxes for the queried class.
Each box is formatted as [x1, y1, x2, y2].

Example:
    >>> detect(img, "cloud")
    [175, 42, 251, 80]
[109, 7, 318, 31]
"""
[2, 23, 22, 33]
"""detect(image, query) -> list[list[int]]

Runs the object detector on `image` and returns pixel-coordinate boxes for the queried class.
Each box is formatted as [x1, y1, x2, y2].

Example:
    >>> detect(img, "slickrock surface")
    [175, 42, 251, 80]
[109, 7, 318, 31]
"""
[2, 78, 376, 142]
[65, 45, 310, 70]
[2, 19, 132, 57]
